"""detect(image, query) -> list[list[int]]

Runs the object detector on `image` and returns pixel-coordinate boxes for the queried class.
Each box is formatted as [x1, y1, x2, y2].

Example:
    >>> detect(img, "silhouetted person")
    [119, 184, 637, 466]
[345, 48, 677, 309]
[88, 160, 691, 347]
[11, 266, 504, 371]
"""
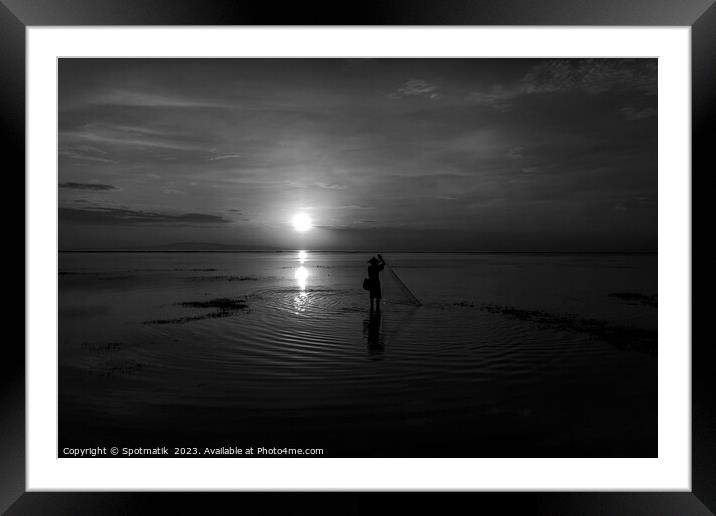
[367, 254, 385, 311]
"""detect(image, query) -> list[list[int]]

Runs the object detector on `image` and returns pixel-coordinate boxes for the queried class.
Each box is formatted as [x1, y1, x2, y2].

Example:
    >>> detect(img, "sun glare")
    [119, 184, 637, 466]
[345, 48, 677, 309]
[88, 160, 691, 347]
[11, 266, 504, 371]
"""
[292, 213, 312, 232]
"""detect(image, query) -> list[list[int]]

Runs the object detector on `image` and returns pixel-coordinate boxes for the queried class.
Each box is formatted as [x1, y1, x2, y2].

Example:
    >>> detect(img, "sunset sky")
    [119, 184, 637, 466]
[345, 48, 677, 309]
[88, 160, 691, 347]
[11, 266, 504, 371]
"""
[58, 58, 657, 251]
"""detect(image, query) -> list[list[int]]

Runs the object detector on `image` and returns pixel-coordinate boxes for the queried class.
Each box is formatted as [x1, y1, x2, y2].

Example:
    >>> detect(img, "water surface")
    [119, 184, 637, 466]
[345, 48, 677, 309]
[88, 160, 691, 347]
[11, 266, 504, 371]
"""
[59, 252, 657, 457]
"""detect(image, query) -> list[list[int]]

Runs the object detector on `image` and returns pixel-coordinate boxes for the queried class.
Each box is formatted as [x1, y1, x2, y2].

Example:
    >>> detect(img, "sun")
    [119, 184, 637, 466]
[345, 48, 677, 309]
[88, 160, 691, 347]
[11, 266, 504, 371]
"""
[292, 213, 312, 232]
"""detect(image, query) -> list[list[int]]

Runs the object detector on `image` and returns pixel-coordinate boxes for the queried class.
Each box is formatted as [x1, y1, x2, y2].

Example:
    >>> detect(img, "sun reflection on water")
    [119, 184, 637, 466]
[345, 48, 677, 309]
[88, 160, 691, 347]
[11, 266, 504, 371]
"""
[295, 266, 309, 290]
[293, 265, 310, 312]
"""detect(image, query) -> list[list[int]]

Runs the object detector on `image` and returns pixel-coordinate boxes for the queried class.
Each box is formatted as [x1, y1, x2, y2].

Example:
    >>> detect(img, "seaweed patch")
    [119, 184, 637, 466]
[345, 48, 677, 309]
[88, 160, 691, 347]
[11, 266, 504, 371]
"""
[178, 298, 248, 310]
[480, 303, 657, 355]
[144, 297, 248, 324]
[81, 341, 127, 353]
[608, 292, 657, 307]
[87, 359, 145, 377]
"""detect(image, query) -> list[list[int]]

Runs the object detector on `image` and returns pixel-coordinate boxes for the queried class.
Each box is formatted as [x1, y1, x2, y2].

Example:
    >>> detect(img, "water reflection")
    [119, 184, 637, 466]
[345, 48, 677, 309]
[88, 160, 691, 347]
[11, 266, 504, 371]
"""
[293, 265, 309, 312]
[297, 250, 308, 263]
[295, 266, 309, 290]
[363, 309, 384, 358]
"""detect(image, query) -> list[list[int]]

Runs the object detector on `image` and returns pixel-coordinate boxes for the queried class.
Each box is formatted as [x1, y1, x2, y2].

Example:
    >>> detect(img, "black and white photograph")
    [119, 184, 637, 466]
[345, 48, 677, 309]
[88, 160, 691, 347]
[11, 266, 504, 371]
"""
[58, 57, 658, 458]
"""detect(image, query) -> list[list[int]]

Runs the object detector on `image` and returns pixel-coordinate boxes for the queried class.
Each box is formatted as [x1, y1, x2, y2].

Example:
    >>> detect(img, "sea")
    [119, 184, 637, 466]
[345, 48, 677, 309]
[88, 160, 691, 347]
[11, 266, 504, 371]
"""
[59, 251, 657, 457]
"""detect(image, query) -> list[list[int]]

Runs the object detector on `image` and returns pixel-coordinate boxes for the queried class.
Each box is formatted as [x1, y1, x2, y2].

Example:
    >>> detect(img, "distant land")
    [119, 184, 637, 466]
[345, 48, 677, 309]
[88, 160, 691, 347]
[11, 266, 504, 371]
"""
[58, 242, 657, 254]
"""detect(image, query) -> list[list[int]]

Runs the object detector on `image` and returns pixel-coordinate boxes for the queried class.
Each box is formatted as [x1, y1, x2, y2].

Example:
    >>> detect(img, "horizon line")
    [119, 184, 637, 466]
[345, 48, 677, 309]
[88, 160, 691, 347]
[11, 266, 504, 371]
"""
[58, 249, 658, 254]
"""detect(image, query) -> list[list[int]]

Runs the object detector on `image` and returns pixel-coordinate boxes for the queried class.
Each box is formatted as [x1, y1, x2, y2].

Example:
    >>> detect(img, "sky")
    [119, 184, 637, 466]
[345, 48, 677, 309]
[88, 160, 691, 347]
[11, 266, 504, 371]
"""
[58, 58, 657, 251]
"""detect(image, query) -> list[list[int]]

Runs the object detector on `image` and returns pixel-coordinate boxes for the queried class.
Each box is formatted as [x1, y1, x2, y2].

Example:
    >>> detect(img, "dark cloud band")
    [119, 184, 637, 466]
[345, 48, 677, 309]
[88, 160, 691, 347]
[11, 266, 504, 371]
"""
[59, 182, 117, 191]
[59, 206, 231, 226]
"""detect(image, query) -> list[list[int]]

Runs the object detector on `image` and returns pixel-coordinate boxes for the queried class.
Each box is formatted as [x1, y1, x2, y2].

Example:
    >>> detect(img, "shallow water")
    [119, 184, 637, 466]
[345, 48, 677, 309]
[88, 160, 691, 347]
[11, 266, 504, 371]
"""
[59, 252, 657, 457]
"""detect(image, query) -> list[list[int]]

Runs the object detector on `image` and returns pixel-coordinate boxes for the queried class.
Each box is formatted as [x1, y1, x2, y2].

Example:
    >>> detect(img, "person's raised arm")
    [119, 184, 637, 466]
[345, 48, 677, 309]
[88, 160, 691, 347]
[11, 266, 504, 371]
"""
[377, 253, 385, 269]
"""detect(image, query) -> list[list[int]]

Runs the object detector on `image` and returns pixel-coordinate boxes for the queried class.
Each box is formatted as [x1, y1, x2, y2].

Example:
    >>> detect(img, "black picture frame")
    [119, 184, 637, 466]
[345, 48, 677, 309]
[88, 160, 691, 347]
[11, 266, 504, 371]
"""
[6, 0, 713, 513]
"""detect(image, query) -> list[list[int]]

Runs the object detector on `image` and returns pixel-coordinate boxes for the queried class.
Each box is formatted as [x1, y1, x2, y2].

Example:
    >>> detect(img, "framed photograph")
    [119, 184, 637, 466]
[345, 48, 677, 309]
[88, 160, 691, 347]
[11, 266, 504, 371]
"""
[7, 0, 713, 513]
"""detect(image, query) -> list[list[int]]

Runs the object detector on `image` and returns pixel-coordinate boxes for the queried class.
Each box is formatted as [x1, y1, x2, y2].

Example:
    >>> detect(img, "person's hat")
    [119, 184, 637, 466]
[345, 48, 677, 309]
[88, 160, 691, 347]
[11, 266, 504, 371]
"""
[368, 256, 379, 264]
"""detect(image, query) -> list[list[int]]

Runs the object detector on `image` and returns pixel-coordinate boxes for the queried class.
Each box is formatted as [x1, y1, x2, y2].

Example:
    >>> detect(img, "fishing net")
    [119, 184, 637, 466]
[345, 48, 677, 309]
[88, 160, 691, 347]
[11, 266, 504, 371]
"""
[380, 263, 422, 306]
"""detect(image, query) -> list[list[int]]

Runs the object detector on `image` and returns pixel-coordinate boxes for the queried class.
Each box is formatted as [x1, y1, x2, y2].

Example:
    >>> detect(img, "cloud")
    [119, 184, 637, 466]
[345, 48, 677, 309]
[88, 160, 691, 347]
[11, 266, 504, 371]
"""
[469, 59, 657, 110]
[330, 205, 376, 211]
[521, 59, 657, 95]
[209, 154, 243, 161]
[59, 206, 231, 226]
[90, 90, 234, 109]
[392, 79, 440, 100]
[59, 182, 117, 191]
[621, 107, 657, 121]
[61, 123, 215, 152]
[468, 85, 517, 111]
[613, 197, 655, 212]
[506, 146, 526, 159]
[59, 145, 118, 164]
[280, 181, 349, 190]
[315, 182, 348, 190]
